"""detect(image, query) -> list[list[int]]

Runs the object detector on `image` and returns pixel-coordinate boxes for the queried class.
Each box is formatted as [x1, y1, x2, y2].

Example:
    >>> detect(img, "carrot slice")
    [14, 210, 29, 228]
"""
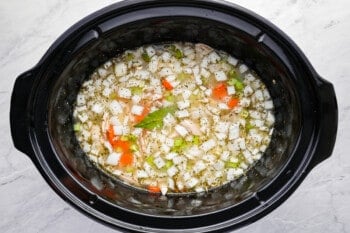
[161, 79, 174, 90]
[134, 105, 150, 123]
[107, 125, 115, 145]
[106, 125, 135, 166]
[148, 185, 161, 193]
[113, 140, 131, 152]
[119, 152, 133, 166]
[227, 98, 239, 109]
[212, 83, 228, 100]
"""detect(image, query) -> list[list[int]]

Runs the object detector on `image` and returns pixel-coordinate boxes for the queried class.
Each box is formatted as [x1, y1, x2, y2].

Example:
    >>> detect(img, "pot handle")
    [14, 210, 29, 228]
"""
[10, 69, 37, 160]
[308, 77, 338, 169]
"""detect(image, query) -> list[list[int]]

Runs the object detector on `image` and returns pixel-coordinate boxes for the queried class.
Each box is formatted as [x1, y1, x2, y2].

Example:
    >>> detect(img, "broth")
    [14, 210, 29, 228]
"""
[73, 42, 275, 194]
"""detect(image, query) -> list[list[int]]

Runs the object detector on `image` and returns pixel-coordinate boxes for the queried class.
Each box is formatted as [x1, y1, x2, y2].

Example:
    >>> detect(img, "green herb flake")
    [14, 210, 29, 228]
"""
[142, 52, 151, 62]
[134, 106, 176, 130]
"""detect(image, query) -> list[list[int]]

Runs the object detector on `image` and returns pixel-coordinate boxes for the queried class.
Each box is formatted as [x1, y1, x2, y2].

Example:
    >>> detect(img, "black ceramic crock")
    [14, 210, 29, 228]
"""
[10, 0, 338, 232]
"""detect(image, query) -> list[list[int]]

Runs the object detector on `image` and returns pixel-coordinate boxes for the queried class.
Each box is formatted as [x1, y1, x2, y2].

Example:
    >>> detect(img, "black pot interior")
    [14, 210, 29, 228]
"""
[48, 16, 301, 216]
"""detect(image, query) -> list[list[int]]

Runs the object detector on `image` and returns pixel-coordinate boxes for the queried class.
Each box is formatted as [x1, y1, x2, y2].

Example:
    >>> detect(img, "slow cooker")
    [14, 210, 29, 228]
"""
[10, 0, 338, 232]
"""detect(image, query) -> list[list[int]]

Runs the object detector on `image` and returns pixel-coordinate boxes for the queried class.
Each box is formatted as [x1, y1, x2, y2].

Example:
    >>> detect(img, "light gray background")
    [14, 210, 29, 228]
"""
[1, 0, 349, 232]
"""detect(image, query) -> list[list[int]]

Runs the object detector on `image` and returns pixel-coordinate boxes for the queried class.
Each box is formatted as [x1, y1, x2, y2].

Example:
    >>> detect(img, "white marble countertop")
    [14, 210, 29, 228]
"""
[1, 0, 349, 232]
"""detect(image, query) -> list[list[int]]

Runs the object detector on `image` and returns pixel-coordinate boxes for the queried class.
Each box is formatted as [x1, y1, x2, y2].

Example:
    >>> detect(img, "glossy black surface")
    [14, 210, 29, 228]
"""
[10, 0, 337, 232]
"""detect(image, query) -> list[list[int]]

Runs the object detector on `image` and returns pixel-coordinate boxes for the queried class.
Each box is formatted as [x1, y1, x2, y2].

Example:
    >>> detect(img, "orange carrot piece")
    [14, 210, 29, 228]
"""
[119, 152, 133, 166]
[227, 98, 239, 109]
[113, 140, 131, 152]
[107, 125, 115, 145]
[212, 83, 228, 100]
[107, 125, 135, 166]
[134, 106, 150, 123]
[148, 185, 161, 193]
[161, 79, 174, 90]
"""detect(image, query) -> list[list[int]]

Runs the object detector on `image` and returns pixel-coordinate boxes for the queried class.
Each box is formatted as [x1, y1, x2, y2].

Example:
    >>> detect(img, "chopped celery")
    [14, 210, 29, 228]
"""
[235, 81, 244, 91]
[174, 138, 185, 147]
[246, 121, 254, 131]
[192, 135, 200, 145]
[228, 69, 242, 81]
[240, 110, 249, 118]
[169, 45, 183, 59]
[142, 52, 151, 62]
[228, 78, 236, 85]
[189, 94, 197, 101]
[174, 50, 183, 59]
[128, 135, 137, 142]
[228, 69, 244, 91]
[237, 92, 244, 99]
[219, 58, 228, 64]
[165, 160, 173, 169]
[186, 162, 193, 171]
[146, 156, 155, 166]
[109, 92, 117, 99]
[120, 135, 128, 141]
[126, 167, 134, 173]
[121, 134, 137, 142]
[165, 92, 175, 102]
[237, 153, 245, 161]
[225, 161, 239, 168]
[228, 78, 244, 91]
[130, 144, 138, 152]
[172, 137, 188, 152]
[73, 123, 81, 131]
[131, 87, 143, 95]
[177, 72, 191, 81]
[200, 75, 208, 85]
[161, 160, 174, 172]
[126, 52, 135, 61]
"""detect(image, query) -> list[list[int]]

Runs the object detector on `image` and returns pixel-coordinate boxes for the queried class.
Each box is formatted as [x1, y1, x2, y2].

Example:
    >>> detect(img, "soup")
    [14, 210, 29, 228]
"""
[73, 42, 275, 195]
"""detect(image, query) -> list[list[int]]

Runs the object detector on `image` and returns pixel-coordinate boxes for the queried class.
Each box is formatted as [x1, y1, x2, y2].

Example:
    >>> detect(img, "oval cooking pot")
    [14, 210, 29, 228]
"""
[10, 0, 338, 232]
